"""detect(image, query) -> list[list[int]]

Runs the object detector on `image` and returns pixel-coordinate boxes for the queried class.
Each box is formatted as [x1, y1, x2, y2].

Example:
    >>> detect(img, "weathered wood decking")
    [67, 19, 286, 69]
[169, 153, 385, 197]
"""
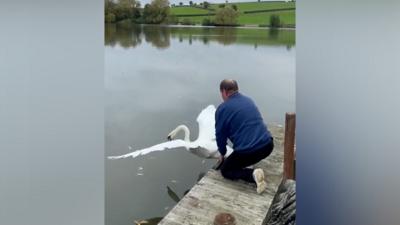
[159, 126, 284, 225]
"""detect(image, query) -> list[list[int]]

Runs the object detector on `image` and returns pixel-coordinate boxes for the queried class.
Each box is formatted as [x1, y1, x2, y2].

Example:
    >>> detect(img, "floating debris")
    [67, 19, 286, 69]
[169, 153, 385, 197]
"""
[201, 159, 206, 164]
[138, 167, 143, 171]
[171, 180, 177, 183]
[128, 146, 132, 150]
[167, 186, 181, 203]
[164, 206, 169, 211]
[137, 173, 144, 176]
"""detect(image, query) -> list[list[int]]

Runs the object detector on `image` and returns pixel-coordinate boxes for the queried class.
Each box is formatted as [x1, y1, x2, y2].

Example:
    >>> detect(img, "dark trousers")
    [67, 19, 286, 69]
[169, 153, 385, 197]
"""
[220, 139, 274, 183]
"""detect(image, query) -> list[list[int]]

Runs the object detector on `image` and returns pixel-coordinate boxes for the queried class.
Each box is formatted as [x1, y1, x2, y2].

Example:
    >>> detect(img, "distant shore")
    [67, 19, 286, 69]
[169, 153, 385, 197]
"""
[106, 1, 295, 29]
[108, 22, 296, 30]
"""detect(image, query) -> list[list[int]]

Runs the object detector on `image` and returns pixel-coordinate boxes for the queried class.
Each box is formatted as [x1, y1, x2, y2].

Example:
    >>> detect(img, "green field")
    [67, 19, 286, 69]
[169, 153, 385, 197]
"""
[239, 10, 295, 25]
[209, 1, 295, 12]
[170, 6, 212, 15]
[170, 1, 296, 26]
[179, 10, 294, 26]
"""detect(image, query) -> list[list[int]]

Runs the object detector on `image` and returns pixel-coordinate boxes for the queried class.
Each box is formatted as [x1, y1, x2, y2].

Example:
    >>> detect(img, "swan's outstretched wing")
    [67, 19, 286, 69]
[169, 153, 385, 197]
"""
[108, 140, 195, 159]
[196, 105, 216, 141]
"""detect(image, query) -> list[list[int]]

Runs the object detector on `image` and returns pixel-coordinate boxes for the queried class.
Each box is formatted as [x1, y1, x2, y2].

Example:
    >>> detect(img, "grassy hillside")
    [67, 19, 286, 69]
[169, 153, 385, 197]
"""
[239, 10, 295, 25]
[170, 6, 212, 15]
[173, 10, 295, 26]
[209, 1, 295, 12]
[170, 1, 296, 27]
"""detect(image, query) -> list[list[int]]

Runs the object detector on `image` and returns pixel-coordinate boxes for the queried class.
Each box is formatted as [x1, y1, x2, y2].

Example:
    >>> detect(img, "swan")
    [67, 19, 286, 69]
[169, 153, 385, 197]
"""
[107, 105, 233, 160]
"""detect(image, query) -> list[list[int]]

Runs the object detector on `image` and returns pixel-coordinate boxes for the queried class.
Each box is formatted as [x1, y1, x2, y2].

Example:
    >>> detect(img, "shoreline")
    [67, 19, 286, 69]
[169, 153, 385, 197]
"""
[164, 24, 296, 30]
[107, 22, 296, 30]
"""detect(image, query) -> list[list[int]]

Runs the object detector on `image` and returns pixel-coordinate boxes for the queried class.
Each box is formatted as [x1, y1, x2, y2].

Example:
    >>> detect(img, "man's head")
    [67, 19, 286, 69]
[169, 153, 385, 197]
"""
[219, 79, 239, 101]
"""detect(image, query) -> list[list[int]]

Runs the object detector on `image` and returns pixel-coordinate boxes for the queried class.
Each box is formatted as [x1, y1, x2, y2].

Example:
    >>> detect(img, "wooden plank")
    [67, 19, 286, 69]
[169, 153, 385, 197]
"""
[159, 125, 284, 225]
[283, 113, 296, 180]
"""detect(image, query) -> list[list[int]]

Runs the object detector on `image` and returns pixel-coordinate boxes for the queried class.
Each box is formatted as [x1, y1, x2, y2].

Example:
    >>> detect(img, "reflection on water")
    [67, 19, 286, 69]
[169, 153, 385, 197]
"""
[105, 24, 295, 225]
[105, 23, 295, 49]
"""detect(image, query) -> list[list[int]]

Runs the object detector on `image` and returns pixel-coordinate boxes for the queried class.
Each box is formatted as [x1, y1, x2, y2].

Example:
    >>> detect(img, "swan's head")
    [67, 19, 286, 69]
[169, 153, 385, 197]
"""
[167, 125, 190, 142]
[167, 134, 173, 141]
[166, 129, 176, 141]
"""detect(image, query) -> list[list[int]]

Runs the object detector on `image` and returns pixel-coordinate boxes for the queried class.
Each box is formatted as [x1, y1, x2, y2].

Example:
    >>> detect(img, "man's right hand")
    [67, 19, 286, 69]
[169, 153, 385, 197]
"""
[218, 155, 224, 164]
[215, 155, 225, 170]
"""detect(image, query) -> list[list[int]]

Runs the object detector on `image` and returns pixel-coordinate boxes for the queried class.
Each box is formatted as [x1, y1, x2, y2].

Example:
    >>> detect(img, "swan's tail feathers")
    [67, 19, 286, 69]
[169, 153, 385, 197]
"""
[107, 140, 188, 160]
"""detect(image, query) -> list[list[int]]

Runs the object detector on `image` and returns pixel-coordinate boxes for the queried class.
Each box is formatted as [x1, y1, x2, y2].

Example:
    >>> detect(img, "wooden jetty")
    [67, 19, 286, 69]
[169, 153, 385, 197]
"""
[159, 114, 296, 225]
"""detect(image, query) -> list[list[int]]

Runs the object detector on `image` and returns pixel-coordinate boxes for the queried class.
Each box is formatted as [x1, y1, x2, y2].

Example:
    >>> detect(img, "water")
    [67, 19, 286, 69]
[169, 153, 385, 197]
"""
[105, 24, 295, 225]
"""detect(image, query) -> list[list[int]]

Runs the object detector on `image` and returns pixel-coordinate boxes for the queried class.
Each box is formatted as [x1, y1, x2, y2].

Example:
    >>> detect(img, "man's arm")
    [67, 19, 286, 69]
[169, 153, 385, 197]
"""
[215, 107, 228, 156]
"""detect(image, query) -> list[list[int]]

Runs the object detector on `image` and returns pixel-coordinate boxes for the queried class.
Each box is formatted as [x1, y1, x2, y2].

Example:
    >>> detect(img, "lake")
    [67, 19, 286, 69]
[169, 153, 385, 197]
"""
[105, 24, 295, 225]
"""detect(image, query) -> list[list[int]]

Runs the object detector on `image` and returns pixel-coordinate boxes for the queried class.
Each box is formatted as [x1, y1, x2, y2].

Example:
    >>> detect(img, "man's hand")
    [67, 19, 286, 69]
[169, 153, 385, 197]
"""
[218, 155, 225, 164]
[214, 155, 225, 170]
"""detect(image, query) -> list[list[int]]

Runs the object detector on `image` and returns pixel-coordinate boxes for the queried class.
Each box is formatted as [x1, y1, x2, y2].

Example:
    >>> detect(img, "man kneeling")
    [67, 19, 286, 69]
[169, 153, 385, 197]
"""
[215, 79, 274, 194]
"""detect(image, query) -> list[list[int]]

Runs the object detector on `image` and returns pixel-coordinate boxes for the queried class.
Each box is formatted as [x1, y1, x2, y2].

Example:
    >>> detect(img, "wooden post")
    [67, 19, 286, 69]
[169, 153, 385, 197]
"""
[283, 113, 296, 180]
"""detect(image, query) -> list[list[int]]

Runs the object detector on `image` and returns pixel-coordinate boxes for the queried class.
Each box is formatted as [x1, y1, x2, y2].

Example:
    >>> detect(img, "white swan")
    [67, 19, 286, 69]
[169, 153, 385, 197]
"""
[107, 105, 233, 160]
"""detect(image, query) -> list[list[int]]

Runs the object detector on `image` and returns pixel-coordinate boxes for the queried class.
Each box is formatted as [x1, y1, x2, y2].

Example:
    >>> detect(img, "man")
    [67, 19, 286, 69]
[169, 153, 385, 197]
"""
[215, 79, 274, 194]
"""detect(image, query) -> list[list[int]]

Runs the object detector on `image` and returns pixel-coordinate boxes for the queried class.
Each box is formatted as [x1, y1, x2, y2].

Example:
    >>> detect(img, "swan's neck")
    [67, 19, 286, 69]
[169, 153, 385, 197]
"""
[174, 125, 190, 142]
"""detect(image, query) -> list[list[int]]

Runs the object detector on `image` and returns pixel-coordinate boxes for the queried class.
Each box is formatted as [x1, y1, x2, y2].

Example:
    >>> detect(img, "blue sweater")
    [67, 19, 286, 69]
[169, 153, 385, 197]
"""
[215, 92, 272, 156]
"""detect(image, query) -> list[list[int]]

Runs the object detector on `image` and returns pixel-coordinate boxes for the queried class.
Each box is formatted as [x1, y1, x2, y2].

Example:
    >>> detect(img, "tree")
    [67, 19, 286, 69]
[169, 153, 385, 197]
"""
[181, 18, 194, 25]
[143, 0, 171, 24]
[179, 2, 183, 6]
[218, 3, 225, 8]
[105, 0, 117, 22]
[202, 17, 214, 26]
[189, 1, 193, 5]
[214, 6, 239, 26]
[232, 4, 238, 11]
[105, 13, 116, 23]
[167, 14, 179, 24]
[113, 0, 141, 22]
[105, 0, 116, 14]
[269, 14, 281, 28]
[203, 1, 210, 9]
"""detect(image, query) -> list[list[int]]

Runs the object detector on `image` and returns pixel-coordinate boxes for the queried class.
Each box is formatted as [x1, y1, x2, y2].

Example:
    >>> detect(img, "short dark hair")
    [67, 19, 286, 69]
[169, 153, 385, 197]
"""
[220, 79, 239, 93]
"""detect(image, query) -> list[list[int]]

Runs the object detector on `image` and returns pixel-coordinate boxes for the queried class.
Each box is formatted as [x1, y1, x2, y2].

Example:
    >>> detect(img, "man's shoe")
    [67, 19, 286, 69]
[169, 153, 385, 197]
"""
[253, 168, 267, 194]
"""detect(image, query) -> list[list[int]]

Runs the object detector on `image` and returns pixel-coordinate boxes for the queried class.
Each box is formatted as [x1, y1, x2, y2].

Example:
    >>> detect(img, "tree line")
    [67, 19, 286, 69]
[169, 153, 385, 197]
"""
[105, 0, 282, 27]
[105, 0, 171, 24]
[105, 0, 241, 26]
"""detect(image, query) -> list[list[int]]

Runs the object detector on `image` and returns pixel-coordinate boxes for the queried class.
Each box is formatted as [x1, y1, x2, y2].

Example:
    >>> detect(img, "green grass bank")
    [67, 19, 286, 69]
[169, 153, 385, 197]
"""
[170, 1, 295, 27]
